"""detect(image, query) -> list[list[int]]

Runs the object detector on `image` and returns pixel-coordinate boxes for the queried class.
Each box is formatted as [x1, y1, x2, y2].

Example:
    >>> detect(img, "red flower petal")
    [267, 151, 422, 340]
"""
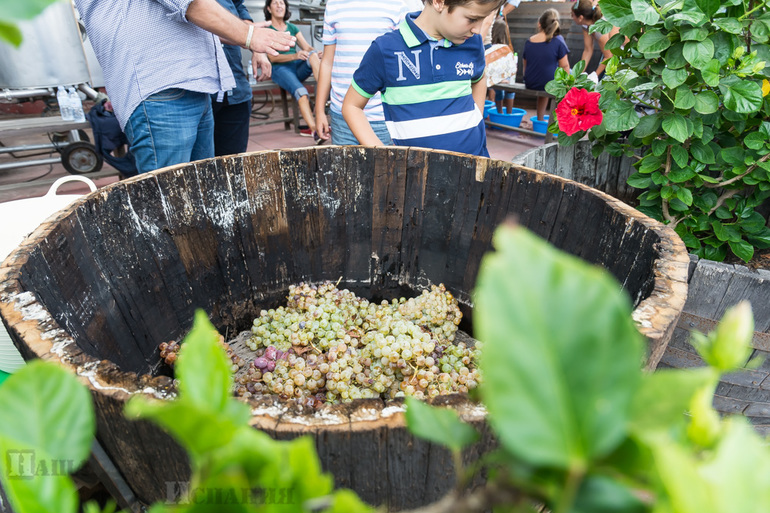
[556, 88, 603, 136]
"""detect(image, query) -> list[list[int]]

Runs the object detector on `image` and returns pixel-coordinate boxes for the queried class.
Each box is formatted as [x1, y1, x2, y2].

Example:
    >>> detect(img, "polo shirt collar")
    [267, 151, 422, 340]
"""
[399, 12, 453, 48]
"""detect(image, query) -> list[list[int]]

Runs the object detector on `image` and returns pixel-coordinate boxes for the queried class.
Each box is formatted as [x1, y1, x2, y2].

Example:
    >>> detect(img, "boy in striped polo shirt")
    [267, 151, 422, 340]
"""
[342, 0, 505, 157]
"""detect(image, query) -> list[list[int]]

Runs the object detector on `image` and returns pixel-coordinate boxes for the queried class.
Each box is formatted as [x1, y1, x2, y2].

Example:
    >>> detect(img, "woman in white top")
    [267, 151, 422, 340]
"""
[570, 0, 619, 78]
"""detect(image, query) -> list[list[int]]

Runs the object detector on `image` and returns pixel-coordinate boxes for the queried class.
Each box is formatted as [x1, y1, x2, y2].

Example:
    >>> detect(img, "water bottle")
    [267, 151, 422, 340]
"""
[247, 60, 257, 86]
[57, 86, 74, 121]
[512, 52, 518, 82]
[68, 87, 86, 123]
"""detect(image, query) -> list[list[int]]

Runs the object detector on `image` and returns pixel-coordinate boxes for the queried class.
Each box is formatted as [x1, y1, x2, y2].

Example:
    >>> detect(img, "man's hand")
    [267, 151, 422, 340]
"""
[253, 52, 271, 81]
[249, 22, 294, 55]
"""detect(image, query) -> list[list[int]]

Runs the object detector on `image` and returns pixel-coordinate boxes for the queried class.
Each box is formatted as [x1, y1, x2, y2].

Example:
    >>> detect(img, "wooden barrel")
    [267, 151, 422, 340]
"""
[0, 146, 687, 510]
[512, 141, 640, 205]
[658, 256, 770, 435]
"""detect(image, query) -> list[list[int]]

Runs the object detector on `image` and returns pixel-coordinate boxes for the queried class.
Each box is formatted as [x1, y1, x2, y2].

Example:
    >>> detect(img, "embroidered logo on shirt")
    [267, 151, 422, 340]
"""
[455, 62, 474, 76]
[395, 50, 422, 81]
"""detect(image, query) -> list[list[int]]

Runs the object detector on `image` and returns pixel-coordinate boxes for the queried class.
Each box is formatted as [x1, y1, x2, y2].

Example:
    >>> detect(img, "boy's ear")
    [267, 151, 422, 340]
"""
[431, 0, 446, 13]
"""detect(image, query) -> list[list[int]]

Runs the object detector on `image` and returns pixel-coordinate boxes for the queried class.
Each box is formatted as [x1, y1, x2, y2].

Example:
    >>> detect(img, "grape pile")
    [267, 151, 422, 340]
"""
[236, 282, 481, 405]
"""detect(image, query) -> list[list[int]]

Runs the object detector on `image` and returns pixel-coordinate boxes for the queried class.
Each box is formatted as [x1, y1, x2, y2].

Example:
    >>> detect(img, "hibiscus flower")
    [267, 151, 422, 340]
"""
[555, 88, 603, 136]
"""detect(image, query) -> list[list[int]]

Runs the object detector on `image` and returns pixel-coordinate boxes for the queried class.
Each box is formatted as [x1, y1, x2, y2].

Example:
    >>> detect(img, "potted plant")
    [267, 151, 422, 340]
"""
[547, 0, 770, 263]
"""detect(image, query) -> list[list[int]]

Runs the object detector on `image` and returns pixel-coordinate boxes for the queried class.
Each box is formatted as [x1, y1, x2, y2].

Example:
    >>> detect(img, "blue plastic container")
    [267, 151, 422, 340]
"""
[483, 100, 495, 118]
[487, 107, 526, 128]
[531, 115, 549, 135]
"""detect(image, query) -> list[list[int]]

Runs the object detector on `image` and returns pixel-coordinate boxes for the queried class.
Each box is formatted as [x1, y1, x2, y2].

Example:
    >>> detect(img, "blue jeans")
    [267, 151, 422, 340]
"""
[271, 61, 313, 100]
[330, 110, 393, 146]
[124, 88, 214, 174]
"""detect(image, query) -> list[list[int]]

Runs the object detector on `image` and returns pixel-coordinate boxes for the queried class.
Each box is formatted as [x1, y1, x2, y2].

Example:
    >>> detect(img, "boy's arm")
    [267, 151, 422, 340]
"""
[315, 44, 335, 140]
[342, 87, 384, 146]
[472, 78, 487, 114]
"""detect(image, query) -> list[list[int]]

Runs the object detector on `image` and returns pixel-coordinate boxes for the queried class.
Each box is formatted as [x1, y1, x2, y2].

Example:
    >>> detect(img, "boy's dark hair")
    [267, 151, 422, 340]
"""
[490, 18, 510, 46]
[424, 0, 507, 13]
[572, 0, 602, 22]
[539, 8, 561, 42]
[264, 0, 292, 22]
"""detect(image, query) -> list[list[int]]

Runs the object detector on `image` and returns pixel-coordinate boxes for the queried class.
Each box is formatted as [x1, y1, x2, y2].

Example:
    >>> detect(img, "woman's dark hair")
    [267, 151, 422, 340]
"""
[264, 0, 291, 21]
[491, 18, 510, 46]
[572, 0, 602, 22]
[539, 8, 561, 42]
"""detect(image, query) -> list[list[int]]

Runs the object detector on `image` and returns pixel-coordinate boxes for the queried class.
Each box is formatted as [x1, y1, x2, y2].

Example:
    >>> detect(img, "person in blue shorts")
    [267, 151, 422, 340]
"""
[342, 0, 506, 158]
[522, 8, 570, 121]
[265, 0, 324, 142]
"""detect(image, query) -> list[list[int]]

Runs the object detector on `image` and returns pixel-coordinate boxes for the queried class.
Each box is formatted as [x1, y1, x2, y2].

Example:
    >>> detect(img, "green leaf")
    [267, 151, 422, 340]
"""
[0, 437, 78, 513]
[691, 302, 754, 372]
[711, 221, 741, 242]
[659, 0, 685, 14]
[669, 10, 707, 25]
[404, 396, 479, 452]
[744, 132, 767, 150]
[699, 59, 721, 87]
[631, 0, 660, 24]
[729, 239, 755, 262]
[326, 489, 377, 513]
[719, 76, 763, 114]
[677, 187, 694, 205]
[639, 154, 664, 174]
[739, 211, 767, 234]
[603, 98, 640, 132]
[662, 68, 688, 89]
[753, 19, 770, 43]
[652, 442, 714, 513]
[558, 131, 584, 146]
[680, 26, 709, 41]
[662, 113, 690, 143]
[600, 0, 636, 26]
[629, 368, 715, 440]
[721, 146, 745, 165]
[637, 29, 671, 54]
[125, 396, 250, 460]
[670, 145, 689, 168]
[652, 138, 669, 156]
[475, 225, 643, 469]
[177, 309, 234, 413]
[691, 140, 716, 163]
[683, 39, 715, 68]
[695, 0, 720, 17]
[665, 43, 688, 69]
[711, 32, 738, 65]
[572, 474, 647, 513]
[694, 90, 719, 114]
[699, 418, 770, 512]
[712, 17, 743, 34]
[674, 87, 696, 110]
[0, 21, 23, 47]
[627, 172, 653, 188]
[669, 167, 696, 183]
[0, 360, 95, 467]
[286, 436, 335, 502]
[632, 114, 661, 139]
